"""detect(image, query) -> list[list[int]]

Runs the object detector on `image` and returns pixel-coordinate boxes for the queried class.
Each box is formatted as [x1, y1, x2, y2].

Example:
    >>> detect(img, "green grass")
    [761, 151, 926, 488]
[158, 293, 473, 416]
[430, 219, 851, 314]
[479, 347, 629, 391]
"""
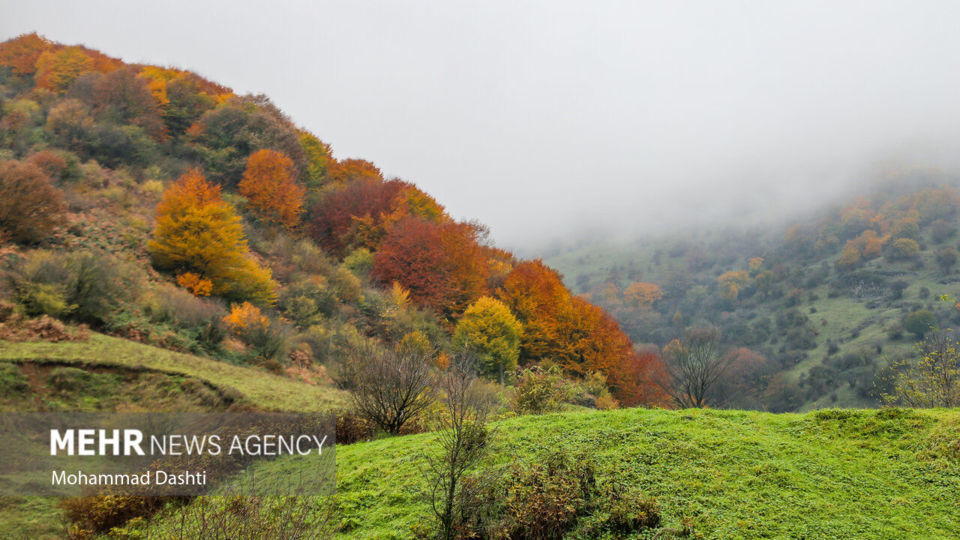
[0, 333, 348, 538]
[0, 333, 346, 412]
[145, 406, 960, 539]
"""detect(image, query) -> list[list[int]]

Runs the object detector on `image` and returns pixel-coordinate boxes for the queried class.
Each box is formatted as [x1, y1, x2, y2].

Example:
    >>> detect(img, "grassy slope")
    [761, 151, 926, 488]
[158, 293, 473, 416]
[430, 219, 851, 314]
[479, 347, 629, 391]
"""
[0, 333, 346, 412]
[0, 334, 346, 538]
[148, 406, 960, 539]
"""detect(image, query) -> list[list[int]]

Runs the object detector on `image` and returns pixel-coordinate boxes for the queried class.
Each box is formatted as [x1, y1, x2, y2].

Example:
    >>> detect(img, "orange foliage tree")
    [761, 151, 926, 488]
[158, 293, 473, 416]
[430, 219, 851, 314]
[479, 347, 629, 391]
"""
[238, 149, 306, 230]
[623, 282, 663, 309]
[148, 169, 276, 304]
[35, 46, 95, 92]
[495, 260, 665, 405]
[327, 158, 382, 184]
[0, 33, 54, 76]
[0, 159, 66, 243]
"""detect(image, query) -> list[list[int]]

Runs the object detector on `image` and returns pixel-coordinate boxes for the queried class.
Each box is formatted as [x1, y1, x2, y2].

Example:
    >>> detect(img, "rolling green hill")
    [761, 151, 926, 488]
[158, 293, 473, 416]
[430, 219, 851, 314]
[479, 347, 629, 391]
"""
[138, 406, 960, 539]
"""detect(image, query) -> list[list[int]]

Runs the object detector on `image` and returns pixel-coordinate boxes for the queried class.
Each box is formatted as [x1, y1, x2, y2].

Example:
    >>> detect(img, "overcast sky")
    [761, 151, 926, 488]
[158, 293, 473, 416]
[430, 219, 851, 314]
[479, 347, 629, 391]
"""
[3, 1, 960, 249]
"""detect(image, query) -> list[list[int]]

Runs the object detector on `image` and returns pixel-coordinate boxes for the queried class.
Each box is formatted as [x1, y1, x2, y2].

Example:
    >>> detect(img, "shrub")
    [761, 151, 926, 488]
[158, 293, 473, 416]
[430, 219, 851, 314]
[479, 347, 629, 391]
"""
[60, 495, 166, 537]
[459, 451, 660, 539]
[0, 159, 67, 243]
[5, 250, 135, 326]
[0, 363, 28, 394]
[888, 238, 920, 261]
[223, 302, 289, 362]
[512, 366, 575, 415]
[141, 284, 227, 353]
[904, 309, 937, 339]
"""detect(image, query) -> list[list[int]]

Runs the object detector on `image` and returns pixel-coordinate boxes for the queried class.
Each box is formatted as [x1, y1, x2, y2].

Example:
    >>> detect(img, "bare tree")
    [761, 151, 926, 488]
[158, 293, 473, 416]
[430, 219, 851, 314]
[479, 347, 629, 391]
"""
[334, 341, 436, 434]
[424, 351, 497, 540]
[661, 328, 729, 408]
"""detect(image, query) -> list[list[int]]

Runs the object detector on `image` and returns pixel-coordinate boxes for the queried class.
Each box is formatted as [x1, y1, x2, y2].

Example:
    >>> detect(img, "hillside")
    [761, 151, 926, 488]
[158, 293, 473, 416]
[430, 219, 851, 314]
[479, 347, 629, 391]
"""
[139, 406, 960, 538]
[543, 174, 960, 411]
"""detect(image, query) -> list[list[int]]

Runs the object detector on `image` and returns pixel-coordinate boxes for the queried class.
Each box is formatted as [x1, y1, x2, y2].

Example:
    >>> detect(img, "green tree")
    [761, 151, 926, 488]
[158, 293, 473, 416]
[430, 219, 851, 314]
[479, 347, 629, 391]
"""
[936, 247, 959, 274]
[903, 310, 936, 339]
[453, 296, 522, 383]
[888, 238, 919, 261]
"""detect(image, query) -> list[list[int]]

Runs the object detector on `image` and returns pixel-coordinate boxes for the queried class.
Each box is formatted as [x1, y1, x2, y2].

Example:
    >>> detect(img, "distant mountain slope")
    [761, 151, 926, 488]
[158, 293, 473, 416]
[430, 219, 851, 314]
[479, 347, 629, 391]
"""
[544, 173, 960, 411]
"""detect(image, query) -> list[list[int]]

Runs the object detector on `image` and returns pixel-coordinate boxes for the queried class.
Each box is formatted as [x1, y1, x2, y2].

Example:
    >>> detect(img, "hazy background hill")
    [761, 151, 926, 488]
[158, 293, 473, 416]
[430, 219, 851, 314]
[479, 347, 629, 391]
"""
[541, 171, 960, 411]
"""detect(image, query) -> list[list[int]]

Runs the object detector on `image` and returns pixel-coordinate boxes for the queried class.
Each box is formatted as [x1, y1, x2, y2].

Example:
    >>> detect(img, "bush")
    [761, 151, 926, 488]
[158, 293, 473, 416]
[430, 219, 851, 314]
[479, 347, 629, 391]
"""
[0, 363, 28, 394]
[512, 366, 576, 415]
[459, 452, 660, 539]
[0, 159, 67, 243]
[223, 302, 290, 362]
[5, 250, 136, 326]
[60, 495, 167, 537]
[904, 309, 937, 339]
[138, 283, 228, 354]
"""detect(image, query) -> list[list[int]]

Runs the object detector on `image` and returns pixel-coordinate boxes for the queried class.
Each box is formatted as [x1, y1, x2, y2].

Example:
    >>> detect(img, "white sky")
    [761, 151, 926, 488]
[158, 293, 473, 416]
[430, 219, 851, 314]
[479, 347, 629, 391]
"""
[3, 1, 960, 249]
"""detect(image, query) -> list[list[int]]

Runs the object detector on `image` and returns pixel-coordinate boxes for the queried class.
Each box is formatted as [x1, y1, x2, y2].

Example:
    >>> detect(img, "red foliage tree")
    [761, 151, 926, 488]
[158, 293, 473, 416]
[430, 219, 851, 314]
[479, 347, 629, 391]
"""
[308, 178, 409, 256]
[371, 217, 489, 318]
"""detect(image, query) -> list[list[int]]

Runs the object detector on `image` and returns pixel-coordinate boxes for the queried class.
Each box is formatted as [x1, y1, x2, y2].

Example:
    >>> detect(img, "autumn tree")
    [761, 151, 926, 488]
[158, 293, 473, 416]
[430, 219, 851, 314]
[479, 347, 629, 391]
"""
[372, 217, 489, 318]
[0, 159, 67, 243]
[623, 282, 663, 309]
[148, 169, 276, 304]
[495, 260, 570, 363]
[298, 131, 333, 188]
[888, 238, 919, 261]
[186, 96, 307, 186]
[310, 178, 407, 255]
[936, 247, 959, 274]
[35, 46, 95, 92]
[88, 66, 166, 139]
[717, 270, 750, 301]
[45, 98, 95, 149]
[495, 260, 660, 405]
[327, 158, 382, 184]
[238, 149, 306, 230]
[882, 331, 959, 408]
[453, 296, 523, 383]
[0, 32, 54, 76]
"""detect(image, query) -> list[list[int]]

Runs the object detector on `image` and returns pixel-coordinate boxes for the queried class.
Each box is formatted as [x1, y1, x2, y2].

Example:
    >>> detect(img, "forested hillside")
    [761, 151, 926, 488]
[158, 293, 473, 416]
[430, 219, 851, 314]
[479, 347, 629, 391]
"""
[0, 32, 665, 407]
[545, 173, 960, 411]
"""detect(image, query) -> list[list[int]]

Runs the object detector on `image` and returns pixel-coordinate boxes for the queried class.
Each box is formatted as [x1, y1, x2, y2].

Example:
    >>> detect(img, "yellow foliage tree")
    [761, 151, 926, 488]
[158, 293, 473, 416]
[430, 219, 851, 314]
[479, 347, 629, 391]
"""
[717, 270, 750, 301]
[35, 46, 94, 92]
[453, 296, 523, 383]
[148, 169, 276, 304]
